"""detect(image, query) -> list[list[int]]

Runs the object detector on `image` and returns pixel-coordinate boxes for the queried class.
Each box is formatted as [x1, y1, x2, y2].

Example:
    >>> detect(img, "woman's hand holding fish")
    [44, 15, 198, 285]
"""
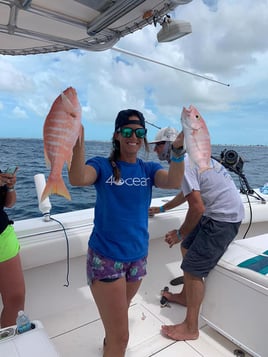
[170, 131, 186, 161]
[69, 126, 98, 187]
[172, 131, 184, 150]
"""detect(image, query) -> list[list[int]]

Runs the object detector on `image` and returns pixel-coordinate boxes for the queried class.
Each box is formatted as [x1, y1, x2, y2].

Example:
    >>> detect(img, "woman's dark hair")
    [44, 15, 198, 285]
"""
[108, 135, 149, 182]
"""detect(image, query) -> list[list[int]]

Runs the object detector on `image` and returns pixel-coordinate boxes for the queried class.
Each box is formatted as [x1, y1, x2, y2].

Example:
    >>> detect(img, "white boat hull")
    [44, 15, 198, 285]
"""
[201, 234, 268, 357]
[0, 191, 267, 356]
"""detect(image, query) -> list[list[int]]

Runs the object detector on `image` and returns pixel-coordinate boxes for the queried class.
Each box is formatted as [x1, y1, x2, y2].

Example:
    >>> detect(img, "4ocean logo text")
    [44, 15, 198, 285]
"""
[105, 175, 150, 186]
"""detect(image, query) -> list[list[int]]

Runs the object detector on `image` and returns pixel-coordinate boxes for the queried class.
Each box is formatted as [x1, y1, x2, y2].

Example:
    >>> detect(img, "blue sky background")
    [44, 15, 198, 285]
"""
[0, 0, 268, 145]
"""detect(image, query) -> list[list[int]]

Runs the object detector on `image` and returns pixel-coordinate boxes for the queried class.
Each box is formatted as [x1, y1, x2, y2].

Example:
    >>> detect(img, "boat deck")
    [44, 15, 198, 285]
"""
[21, 237, 252, 357]
[2, 192, 266, 356]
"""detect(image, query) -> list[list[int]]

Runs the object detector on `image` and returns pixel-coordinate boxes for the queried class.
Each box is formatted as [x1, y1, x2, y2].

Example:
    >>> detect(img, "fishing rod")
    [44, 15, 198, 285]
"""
[145, 121, 161, 129]
[112, 47, 230, 87]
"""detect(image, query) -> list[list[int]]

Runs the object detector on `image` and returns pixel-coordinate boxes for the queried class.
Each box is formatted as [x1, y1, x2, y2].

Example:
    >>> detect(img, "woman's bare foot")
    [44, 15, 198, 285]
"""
[161, 322, 199, 341]
[162, 291, 187, 306]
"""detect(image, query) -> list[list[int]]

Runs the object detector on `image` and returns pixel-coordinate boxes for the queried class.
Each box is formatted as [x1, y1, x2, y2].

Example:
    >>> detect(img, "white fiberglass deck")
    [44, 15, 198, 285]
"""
[20, 237, 252, 357]
[3, 191, 266, 356]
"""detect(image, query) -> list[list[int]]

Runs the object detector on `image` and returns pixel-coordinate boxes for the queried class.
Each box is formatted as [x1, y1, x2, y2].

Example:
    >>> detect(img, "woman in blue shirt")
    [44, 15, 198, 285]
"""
[69, 109, 185, 357]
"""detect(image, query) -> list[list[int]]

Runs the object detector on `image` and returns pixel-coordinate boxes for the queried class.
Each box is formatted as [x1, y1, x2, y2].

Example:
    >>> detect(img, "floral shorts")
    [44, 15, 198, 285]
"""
[87, 247, 147, 285]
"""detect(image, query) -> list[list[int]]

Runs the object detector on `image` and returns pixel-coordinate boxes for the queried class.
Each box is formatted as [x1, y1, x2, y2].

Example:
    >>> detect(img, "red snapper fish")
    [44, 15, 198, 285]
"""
[41, 87, 82, 201]
[181, 105, 211, 172]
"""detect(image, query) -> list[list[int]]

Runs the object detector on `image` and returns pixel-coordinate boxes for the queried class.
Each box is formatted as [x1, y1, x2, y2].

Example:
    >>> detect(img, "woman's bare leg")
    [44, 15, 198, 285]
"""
[0, 254, 25, 327]
[91, 277, 142, 357]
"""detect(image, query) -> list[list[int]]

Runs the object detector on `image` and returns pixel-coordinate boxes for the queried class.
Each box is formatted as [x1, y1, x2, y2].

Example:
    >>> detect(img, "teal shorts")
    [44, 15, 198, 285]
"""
[0, 225, 20, 263]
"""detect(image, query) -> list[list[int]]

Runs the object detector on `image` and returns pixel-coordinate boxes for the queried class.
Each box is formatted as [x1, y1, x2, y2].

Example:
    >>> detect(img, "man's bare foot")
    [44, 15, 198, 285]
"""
[161, 291, 187, 306]
[161, 322, 199, 341]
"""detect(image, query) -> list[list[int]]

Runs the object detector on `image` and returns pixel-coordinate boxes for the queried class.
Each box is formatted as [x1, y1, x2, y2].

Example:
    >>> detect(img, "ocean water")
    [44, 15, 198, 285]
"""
[1, 138, 268, 221]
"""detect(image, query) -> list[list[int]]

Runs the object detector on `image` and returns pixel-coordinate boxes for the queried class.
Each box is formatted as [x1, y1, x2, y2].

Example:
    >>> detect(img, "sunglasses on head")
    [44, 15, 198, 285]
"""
[117, 127, 147, 139]
[155, 141, 166, 146]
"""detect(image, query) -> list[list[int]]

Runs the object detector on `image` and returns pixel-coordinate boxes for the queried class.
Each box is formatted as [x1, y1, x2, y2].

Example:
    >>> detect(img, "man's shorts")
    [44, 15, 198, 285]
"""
[0, 225, 20, 263]
[87, 247, 147, 285]
[181, 216, 241, 278]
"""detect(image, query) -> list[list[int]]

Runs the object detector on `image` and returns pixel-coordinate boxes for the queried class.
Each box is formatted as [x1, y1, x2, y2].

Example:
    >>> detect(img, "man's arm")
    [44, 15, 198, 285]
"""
[154, 132, 185, 189]
[164, 190, 205, 247]
[179, 190, 205, 238]
[149, 191, 186, 215]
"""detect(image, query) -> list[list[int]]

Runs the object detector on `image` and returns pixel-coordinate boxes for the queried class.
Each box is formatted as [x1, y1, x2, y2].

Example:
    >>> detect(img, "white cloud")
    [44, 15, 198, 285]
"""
[0, 60, 33, 92]
[0, 0, 268, 144]
[12, 106, 28, 118]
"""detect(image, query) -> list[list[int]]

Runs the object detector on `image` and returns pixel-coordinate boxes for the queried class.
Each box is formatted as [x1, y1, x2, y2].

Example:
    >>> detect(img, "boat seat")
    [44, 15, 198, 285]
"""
[220, 234, 268, 287]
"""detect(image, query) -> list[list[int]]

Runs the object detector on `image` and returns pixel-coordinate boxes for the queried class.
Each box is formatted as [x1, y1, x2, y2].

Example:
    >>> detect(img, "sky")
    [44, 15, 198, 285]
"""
[0, 0, 268, 145]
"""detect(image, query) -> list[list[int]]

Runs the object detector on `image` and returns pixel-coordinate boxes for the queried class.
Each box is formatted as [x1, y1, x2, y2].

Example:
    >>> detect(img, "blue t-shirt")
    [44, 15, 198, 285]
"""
[86, 157, 162, 261]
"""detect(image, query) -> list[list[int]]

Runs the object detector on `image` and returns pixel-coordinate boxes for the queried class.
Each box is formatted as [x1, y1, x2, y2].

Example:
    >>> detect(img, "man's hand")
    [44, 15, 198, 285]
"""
[0, 172, 17, 188]
[165, 229, 181, 248]
[149, 206, 161, 216]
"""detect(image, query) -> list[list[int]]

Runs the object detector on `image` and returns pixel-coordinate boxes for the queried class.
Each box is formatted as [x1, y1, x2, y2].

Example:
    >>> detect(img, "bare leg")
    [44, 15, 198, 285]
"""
[126, 280, 142, 307]
[0, 254, 25, 327]
[162, 286, 187, 306]
[161, 271, 203, 341]
[90, 277, 142, 357]
[162, 244, 187, 306]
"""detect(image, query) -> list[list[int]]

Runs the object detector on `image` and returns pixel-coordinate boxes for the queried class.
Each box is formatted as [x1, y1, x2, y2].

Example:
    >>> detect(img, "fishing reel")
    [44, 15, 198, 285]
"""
[216, 149, 255, 196]
[220, 149, 244, 174]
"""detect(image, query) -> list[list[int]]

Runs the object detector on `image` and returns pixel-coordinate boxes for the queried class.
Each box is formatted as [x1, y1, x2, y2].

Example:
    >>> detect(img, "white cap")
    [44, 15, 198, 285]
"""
[149, 127, 178, 144]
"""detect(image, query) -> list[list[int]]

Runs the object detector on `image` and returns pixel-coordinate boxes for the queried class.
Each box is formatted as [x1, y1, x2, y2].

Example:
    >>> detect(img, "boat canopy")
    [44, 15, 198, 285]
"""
[0, 0, 192, 55]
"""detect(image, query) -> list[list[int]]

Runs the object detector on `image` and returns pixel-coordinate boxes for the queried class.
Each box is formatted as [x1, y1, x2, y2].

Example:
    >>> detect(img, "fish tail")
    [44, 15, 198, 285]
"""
[41, 176, 71, 201]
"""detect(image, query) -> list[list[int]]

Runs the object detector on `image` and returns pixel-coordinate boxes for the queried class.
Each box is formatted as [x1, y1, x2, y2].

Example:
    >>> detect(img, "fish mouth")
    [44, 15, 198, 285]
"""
[182, 108, 190, 116]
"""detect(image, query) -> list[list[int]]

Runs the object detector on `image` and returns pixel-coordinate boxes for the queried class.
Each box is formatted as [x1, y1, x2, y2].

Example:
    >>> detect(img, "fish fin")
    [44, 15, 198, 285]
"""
[41, 176, 71, 201]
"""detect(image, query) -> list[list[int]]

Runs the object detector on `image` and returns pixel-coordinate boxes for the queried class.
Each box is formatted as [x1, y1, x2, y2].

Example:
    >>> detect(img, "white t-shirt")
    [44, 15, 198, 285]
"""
[181, 156, 245, 223]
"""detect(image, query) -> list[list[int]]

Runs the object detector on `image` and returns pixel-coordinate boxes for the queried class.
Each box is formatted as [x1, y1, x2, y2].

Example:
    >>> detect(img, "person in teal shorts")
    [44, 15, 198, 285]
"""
[0, 168, 25, 327]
